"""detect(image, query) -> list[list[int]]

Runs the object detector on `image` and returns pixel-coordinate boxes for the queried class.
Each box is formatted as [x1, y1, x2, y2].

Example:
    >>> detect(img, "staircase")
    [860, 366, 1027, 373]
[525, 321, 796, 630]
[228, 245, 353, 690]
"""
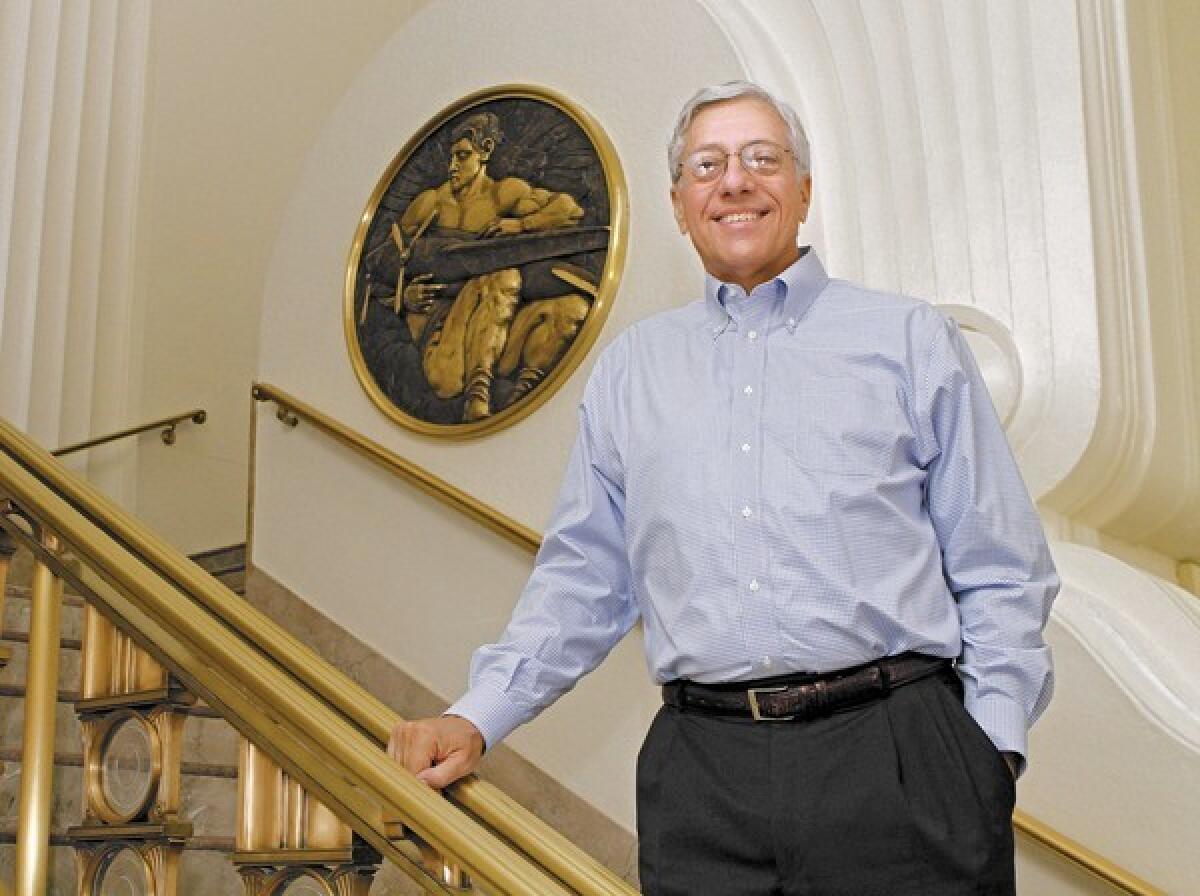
[0, 546, 245, 894]
[0, 539, 480, 895]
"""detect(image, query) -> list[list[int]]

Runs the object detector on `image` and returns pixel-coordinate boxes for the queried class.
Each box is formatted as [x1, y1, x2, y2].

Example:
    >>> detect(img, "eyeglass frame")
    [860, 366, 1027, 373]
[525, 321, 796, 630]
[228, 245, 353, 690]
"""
[674, 140, 797, 184]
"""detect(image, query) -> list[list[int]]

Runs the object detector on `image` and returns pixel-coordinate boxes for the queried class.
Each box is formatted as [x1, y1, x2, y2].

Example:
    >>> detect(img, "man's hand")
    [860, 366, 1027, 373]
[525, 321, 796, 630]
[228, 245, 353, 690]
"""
[387, 715, 485, 789]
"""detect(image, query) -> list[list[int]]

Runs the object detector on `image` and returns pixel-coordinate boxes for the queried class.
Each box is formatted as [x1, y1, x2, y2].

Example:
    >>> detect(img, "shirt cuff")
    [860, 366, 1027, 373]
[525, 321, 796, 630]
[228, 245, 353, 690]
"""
[963, 691, 1029, 776]
[444, 683, 530, 752]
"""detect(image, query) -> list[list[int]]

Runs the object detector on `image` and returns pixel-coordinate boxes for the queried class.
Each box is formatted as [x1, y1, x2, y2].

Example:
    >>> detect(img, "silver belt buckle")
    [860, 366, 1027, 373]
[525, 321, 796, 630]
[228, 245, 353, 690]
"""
[747, 685, 794, 721]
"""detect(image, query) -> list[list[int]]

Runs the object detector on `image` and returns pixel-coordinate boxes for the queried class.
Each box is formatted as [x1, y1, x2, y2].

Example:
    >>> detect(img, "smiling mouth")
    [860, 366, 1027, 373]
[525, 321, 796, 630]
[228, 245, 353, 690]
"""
[715, 211, 768, 224]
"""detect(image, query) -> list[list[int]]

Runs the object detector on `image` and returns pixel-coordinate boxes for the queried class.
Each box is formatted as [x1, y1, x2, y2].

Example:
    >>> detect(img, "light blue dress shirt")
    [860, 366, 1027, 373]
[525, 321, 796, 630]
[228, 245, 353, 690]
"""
[448, 249, 1057, 767]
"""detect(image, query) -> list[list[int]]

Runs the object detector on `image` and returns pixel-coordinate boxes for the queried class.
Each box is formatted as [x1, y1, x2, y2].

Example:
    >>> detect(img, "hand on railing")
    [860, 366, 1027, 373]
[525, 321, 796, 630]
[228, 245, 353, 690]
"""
[387, 714, 485, 789]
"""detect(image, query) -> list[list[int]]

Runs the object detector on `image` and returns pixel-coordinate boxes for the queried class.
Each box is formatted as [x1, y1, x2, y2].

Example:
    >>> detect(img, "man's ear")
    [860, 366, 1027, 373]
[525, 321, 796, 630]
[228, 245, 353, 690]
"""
[670, 186, 688, 235]
[798, 173, 813, 223]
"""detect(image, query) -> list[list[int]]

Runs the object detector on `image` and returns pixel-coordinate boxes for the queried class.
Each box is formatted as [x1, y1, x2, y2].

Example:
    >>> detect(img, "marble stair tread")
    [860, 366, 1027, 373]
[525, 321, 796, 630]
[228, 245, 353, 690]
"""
[188, 544, 246, 575]
[0, 640, 82, 692]
[0, 765, 237, 837]
[0, 710, 241, 775]
[0, 696, 87, 752]
[0, 746, 237, 780]
[2, 587, 85, 641]
[0, 830, 242, 896]
[189, 543, 247, 596]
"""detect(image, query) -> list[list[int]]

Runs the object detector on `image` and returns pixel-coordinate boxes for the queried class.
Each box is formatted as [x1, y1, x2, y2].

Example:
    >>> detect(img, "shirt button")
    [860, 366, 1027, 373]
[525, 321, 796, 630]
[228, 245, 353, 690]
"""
[741, 506, 752, 518]
[747, 330, 758, 340]
[743, 385, 753, 395]
[749, 578, 760, 592]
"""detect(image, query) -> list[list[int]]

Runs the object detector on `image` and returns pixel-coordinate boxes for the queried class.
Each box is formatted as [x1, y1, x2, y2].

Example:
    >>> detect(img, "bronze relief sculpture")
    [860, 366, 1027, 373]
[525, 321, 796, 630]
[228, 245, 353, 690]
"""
[345, 86, 627, 436]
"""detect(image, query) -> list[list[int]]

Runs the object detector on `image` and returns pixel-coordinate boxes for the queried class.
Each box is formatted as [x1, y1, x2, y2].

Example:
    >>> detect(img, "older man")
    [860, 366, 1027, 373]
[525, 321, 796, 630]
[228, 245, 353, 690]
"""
[389, 82, 1057, 895]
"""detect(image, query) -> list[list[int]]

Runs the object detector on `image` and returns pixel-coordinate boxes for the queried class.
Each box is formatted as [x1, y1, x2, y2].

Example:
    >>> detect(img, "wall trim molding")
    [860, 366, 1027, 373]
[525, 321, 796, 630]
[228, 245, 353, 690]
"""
[1051, 542, 1200, 753]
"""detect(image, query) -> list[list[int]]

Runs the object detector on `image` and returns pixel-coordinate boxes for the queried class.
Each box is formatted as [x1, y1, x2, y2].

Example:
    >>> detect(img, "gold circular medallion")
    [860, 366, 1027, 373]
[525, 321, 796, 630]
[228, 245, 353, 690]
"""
[345, 85, 627, 437]
[86, 709, 161, 824]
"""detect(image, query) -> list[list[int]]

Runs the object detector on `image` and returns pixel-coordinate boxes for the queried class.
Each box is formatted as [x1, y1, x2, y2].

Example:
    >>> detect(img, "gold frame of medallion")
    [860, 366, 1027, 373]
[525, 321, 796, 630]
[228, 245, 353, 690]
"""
[343, 83, 628, 439]
[83, 708, 163, 825]
[77, 840, 184, 895]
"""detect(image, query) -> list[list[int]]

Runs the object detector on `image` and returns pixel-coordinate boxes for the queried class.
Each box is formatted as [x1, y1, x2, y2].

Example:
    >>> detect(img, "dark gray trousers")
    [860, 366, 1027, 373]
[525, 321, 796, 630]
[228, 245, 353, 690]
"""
[636, 668, 1016, 895]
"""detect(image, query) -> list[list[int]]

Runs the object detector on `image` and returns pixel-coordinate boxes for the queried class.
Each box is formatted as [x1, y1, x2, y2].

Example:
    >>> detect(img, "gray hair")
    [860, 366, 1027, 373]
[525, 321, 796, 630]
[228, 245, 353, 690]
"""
[668, 81, 811, 182]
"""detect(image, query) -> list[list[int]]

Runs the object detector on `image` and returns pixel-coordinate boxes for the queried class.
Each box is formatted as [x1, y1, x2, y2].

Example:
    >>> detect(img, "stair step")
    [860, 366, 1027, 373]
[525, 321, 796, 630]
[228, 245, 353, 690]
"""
[0, 828, 235, 850]
[0, 747, 236, 780]
[0, 829, 241, 896]
[0, 629, 82, 650]
[3, 585, 86, 607]
[1, 696, 88, 753]
[3, 587, 85, 641]
[188, 544, 246, 575]
[0, 642, 82, 693]
[0, 762, 236, 836]
[0, 697, 241, 766]
[0, 685, 232, 721]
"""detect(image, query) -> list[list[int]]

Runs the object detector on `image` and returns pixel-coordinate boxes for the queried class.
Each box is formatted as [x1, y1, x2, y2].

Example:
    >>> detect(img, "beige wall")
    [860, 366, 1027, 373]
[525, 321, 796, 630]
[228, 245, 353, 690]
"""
[132, 0, 426, 552]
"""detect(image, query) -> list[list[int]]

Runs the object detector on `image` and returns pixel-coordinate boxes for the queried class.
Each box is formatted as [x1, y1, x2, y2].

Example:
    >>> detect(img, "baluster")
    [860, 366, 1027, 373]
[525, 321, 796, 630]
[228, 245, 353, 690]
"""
[13, 530, 63, 896]
[235, 739, 380, 893]
[70, 601, 192, 893]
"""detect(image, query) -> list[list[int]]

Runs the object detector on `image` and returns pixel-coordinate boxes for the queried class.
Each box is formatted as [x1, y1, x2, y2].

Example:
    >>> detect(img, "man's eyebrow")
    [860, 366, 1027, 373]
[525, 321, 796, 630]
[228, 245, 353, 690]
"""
[686, 141, 733, 154]
[687, 139, 772, 153]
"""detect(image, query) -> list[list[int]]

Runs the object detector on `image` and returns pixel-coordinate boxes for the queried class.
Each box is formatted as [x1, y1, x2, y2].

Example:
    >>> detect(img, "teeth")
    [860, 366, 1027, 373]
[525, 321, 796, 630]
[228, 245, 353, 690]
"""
[719, 212, 762, 223]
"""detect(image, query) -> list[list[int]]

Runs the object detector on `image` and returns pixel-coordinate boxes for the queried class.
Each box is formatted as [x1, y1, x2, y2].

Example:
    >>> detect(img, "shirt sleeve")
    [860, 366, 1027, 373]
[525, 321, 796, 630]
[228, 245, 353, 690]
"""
[445, 344, 638, 750]
[918, 314, 1059, 773]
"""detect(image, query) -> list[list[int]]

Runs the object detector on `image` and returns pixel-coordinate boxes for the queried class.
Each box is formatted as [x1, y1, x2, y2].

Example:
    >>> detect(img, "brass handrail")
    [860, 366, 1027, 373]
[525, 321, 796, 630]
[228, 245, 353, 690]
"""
[51, 408, 206, 457]
[0, 416, 634, 896]
[0, 428, 587, 895]
[252, 383, 539, 553]
[1013, 810, 1163, 894]
[251, 381, 1168, 896]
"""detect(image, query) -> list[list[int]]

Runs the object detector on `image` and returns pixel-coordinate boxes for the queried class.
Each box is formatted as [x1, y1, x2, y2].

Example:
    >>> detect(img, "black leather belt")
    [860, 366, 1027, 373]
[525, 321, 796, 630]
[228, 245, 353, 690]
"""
[662, 653, 951, 722]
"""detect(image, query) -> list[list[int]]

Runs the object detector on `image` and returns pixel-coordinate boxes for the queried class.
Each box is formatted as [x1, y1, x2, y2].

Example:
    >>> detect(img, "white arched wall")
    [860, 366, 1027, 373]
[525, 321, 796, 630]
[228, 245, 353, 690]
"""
[254, 3, 1200, 884]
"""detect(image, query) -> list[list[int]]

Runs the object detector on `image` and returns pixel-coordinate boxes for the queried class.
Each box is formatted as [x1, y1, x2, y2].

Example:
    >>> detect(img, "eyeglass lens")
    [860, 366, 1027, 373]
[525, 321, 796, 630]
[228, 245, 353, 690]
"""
[684, 141, 788, 182]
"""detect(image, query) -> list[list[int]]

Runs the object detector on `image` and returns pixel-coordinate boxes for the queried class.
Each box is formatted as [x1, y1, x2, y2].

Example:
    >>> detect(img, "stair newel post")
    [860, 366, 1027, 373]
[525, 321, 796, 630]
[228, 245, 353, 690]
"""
[14, 529, 63, 896]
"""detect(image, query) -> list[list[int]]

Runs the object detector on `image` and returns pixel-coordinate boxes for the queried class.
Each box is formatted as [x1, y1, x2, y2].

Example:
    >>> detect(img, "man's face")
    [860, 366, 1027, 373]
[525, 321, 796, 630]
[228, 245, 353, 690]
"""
[670, 98, 812, 292]
[448, 138, 486, 192]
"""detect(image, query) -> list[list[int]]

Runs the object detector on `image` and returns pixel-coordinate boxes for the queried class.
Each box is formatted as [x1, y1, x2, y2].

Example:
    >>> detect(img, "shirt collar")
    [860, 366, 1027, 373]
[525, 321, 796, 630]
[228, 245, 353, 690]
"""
[702, 247, 829, 337]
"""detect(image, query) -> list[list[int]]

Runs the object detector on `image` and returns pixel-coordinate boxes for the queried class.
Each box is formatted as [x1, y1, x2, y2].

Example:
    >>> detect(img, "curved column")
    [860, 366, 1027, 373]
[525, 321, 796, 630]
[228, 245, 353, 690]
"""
[0, 0, 149, 505]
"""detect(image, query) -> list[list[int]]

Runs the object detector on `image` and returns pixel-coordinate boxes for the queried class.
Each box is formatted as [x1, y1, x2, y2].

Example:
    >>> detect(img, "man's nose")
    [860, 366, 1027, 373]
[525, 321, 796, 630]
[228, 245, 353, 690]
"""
[718, 155, 754, 193]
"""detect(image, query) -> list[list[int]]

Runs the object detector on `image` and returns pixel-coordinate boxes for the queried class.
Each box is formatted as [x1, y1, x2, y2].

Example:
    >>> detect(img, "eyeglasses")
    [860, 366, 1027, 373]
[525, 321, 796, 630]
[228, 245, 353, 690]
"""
[678, 141, 794, 183]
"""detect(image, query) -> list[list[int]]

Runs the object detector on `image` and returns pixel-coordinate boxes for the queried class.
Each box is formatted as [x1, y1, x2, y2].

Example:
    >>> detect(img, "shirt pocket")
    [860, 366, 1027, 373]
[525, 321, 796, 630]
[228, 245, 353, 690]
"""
[790, 375, 905, 477]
